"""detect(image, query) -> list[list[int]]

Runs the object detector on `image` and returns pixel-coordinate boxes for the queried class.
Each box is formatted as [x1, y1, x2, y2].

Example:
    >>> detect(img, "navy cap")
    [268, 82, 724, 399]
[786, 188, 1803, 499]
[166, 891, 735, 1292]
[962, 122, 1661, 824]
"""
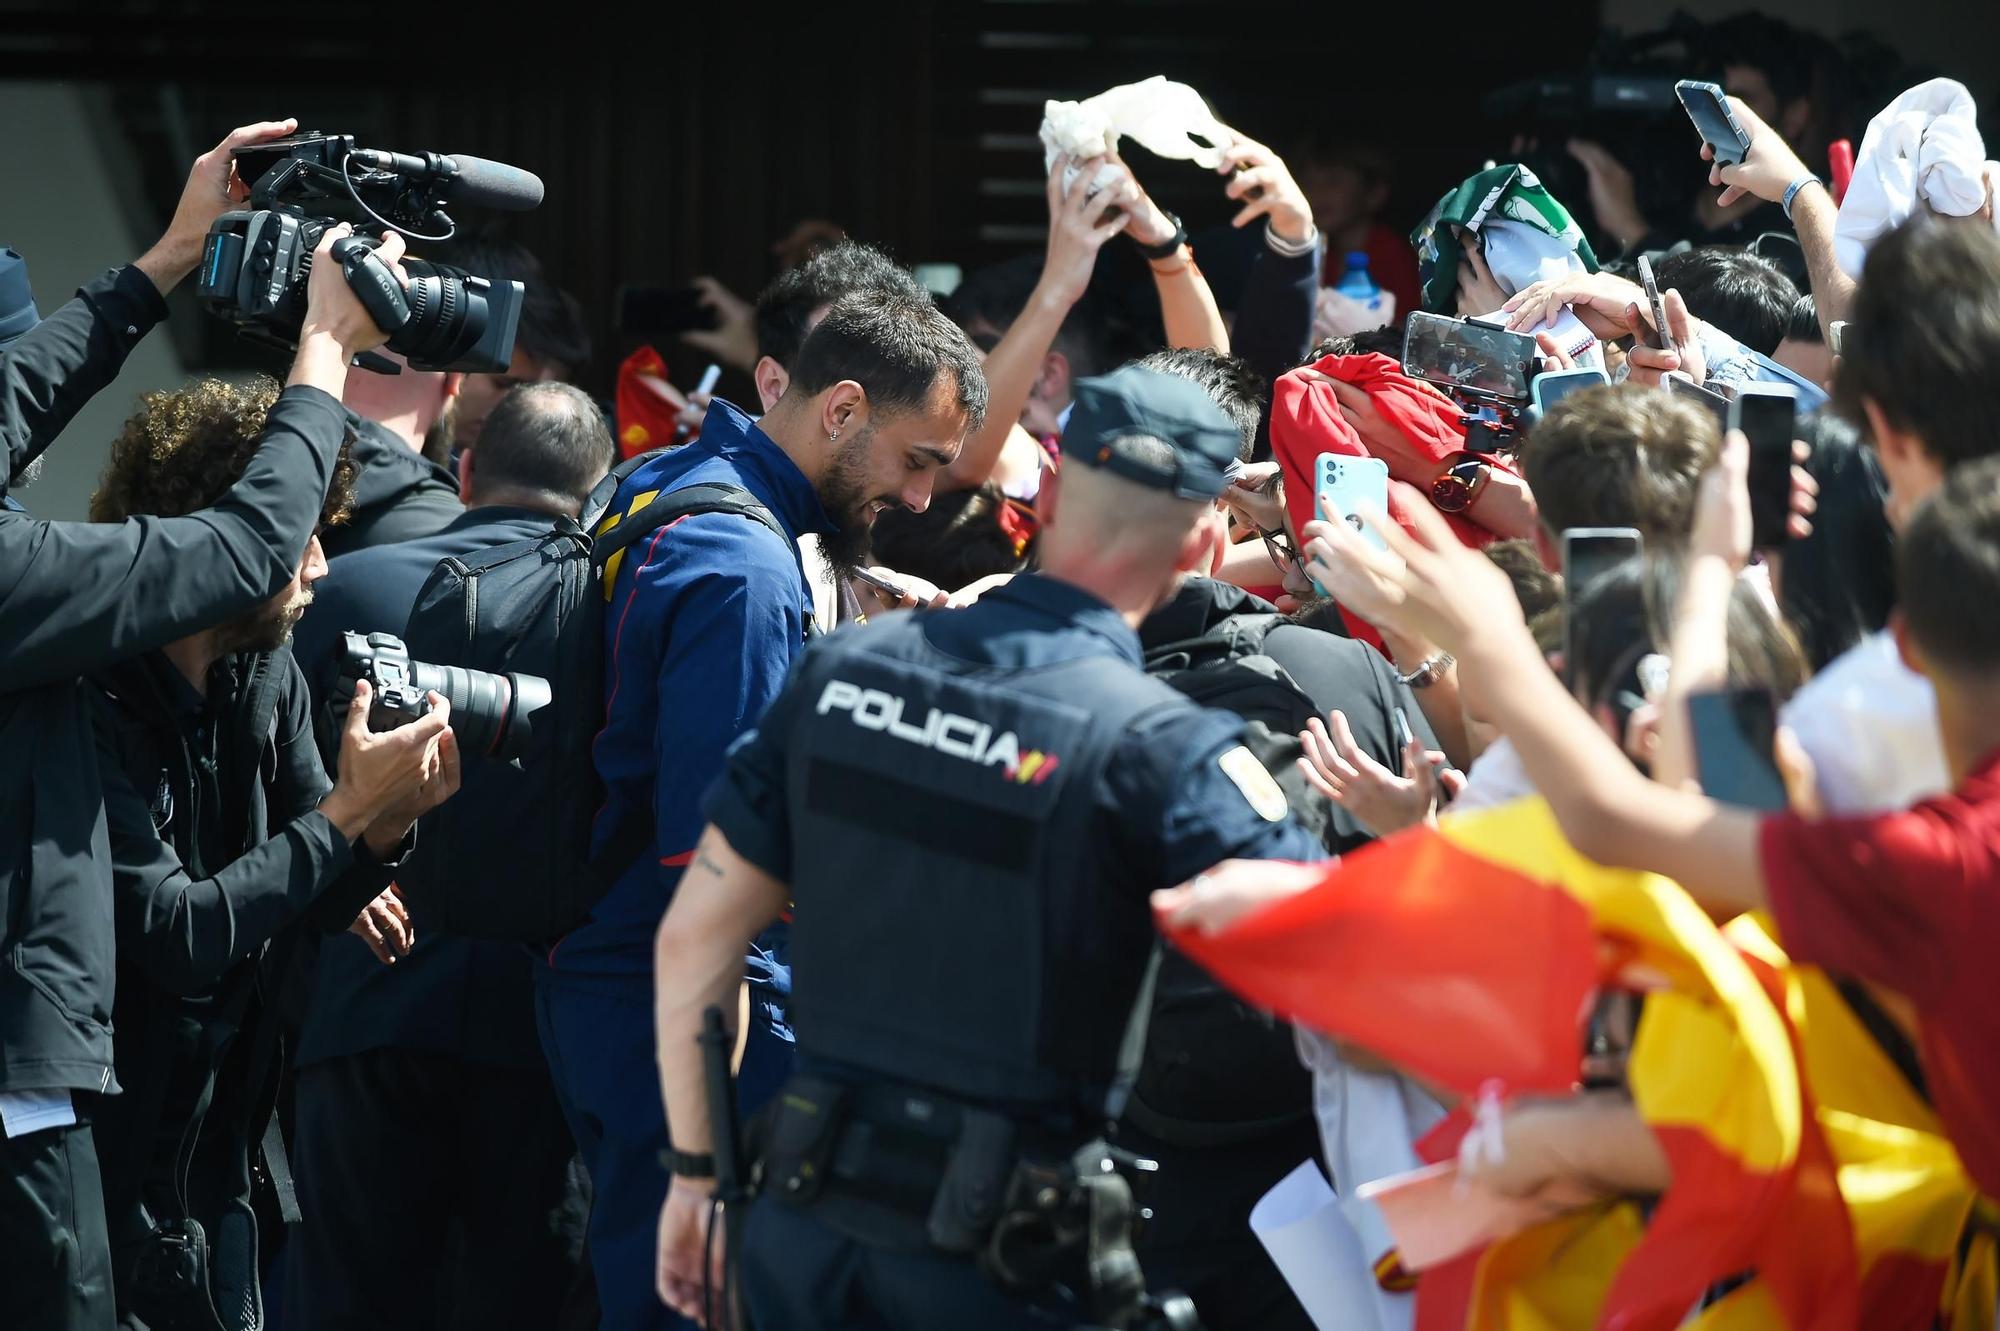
[1062, 364, 1240, 501]
[0, 249, 38, 349]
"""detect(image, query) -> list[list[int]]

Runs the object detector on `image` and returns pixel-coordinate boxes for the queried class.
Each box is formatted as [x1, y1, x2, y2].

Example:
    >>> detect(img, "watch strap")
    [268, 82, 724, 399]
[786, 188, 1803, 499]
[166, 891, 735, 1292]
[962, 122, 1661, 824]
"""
[659, 1147, 717, 1180]
[1135, 211, 1188, 261]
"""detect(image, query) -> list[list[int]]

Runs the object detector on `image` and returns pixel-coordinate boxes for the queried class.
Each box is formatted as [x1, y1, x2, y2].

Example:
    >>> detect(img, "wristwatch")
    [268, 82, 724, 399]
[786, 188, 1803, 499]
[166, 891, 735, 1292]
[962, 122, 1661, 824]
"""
[1428, 456, 1490, 514]
[1134, 210, 1188, 262]
[1397, 652, 1456, 690]
[659, 1147, 716, 1180]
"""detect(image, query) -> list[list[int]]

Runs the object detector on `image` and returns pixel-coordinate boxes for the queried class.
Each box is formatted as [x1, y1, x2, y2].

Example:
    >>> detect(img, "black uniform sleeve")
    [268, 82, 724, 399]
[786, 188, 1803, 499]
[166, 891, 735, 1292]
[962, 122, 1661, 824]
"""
[0, 385, 348, 693]
[1231, 233, 1324, 396]
[0, 265, 168, 485]
[92, 668, 373, 998]
[1104, 705, 1326, 898]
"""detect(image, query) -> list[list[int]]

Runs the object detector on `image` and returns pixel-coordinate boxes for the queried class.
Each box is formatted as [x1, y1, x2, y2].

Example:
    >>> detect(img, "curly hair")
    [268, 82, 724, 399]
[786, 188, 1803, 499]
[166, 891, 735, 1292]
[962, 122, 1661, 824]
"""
[90, 376, 357, 526]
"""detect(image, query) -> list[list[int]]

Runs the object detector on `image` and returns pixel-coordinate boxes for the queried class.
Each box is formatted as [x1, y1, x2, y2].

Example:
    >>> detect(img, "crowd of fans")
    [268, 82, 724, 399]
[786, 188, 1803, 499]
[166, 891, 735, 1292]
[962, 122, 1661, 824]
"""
[2, 10, 1998, 1331]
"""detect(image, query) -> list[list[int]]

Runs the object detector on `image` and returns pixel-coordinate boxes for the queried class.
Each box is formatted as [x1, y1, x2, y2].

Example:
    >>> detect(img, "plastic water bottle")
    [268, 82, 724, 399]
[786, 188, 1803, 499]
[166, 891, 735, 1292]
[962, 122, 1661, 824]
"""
[1335, 251, 1390, 321]
[1315, 251, 1395, 339]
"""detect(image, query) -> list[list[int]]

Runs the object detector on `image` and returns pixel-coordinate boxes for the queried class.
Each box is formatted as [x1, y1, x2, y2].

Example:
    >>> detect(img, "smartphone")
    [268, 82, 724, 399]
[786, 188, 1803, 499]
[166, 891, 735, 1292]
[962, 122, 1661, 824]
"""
[1664, 374, 1731, 432]
[1314, 454, 1391, 552]
[1675, 80, 1754, 167]
[1401, 311, 1541, 403]
[616, 284, 720, 336]
[1529, 366, 1607, 417]
[1727, 384, 1800, 548]
[850, 567, 915, 602]
[1393, 707, 1416, 753]
[1687, 687, 1788, 811]
[1561, 527, 1643, 681]
[1634, 255, 1677, 357]
[1828, 320, 1847, 357]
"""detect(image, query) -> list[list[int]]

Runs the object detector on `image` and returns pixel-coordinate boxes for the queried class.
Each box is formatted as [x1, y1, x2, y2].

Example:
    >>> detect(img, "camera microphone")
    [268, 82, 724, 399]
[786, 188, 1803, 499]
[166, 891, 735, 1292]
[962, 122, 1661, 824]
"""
[349, 149, 545, 211]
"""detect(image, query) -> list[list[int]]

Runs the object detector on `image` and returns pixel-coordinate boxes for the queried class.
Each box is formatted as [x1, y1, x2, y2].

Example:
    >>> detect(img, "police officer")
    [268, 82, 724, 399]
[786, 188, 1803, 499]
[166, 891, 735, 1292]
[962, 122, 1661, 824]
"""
[650, 364, 1326, 1330]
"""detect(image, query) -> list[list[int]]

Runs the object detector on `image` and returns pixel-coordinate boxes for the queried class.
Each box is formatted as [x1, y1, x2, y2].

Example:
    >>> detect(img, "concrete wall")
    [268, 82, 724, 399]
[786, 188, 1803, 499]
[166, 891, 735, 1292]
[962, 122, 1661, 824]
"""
[2, 81, 187, 519]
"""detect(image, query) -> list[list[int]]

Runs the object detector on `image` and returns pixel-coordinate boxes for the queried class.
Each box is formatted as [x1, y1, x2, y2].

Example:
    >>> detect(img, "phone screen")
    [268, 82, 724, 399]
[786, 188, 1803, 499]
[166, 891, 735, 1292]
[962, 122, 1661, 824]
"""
[1531, 368, 1607, 416]
[1561, 527, 1643, 683]
[1402, 313, 1540, 401]
[1635, 256, 1676, 356]
[1665, 376, 1731, 432]
[1687, 688, 1788, 810]
[1675, 80, 1752, 166]
[1729, 388, 1798, 547]
[617, 285, 720, 336]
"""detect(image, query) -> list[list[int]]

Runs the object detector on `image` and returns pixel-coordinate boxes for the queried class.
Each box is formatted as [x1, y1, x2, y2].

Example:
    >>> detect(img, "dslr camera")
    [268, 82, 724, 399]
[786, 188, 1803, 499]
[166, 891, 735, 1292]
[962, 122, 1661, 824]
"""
[197, 132, 543, 373]
[335, 631, 551, 764]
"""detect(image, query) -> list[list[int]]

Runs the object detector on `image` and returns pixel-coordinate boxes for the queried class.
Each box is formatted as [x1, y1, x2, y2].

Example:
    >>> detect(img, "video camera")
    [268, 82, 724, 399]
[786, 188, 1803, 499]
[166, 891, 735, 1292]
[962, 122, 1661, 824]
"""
[197, 132, 543, 373]
[334, 631, 551, 764]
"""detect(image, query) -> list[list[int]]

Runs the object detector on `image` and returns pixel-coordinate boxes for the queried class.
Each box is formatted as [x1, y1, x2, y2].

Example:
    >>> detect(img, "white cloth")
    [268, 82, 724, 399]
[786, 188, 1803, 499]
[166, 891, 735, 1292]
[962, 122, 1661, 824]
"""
[1292, 1031, 1447, 1331]
[0, 1088, 75, 1139]
[1835, 78, 1999, 279]
[1040, 77, 1229, 196]
[1782, 630, 1949, 814]
[1449, 736, 1536, 814]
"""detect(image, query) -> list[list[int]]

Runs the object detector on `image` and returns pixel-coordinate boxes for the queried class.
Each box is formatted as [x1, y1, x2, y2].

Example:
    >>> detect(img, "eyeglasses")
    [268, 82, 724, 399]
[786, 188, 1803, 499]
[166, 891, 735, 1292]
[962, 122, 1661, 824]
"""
[1259, 525, 1304, 573]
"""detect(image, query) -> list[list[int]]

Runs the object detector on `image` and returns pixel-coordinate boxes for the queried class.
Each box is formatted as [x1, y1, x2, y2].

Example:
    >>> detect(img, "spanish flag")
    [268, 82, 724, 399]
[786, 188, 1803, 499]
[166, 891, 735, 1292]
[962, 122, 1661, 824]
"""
[614, 344, 684, 459]
[1161, 797, 1859, 1331]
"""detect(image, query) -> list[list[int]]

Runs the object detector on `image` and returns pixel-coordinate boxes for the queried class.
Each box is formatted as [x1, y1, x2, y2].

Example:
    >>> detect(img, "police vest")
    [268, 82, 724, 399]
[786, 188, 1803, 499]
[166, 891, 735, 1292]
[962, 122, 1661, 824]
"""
[781, 614, 1193, 1122]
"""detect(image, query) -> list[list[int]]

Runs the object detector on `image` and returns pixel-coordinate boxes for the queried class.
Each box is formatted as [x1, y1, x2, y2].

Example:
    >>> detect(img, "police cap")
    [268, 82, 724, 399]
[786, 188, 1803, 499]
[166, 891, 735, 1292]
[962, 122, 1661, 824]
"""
[0, 249, 37, 349]
[1062, 364, 1239, 501]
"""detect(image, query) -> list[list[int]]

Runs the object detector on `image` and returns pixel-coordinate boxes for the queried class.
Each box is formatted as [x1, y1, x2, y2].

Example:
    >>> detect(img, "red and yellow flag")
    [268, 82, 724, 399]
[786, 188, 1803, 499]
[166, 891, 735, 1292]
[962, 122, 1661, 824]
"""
[1161, 796, 1860, 1331]
[614, 345, 684, 459]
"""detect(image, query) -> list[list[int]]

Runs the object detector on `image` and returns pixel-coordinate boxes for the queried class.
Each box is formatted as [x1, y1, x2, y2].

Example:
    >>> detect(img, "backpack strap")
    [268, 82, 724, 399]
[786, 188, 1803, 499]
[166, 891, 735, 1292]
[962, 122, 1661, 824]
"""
[585, 480, 813, 892]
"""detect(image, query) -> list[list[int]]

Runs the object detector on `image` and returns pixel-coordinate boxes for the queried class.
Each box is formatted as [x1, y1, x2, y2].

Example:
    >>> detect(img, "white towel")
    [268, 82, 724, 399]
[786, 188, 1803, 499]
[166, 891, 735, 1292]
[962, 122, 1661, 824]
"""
[1040, 77, 1230, 197]
[1835, 78, 1998, 279]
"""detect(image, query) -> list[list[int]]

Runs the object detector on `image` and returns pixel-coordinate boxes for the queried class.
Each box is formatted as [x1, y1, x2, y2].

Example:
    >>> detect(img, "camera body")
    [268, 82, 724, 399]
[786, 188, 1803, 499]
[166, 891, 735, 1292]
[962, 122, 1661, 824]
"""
[197, 132, 526, 373]
[334, 630, 551, 764]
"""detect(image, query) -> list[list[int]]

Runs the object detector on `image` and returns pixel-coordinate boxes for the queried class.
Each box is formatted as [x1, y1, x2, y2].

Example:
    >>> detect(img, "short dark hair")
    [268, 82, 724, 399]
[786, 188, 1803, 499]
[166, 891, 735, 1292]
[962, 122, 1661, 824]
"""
[1785, 292, 1821, 345]
[1897, 454, 2000, 676]
[1704, 13, 1816, 108]
[790, 288, 988, 433]
[92, 376, 356, 527]
[1520, 384, 1719, 541]
[1654, 247, 1799, 355]
[433, 235, 590, 369]
[472, 382, 614, 507]
[1134, 347, 1265, 461]
[1303, 326, 1405, 365]
[1834, 216, 2000, 472]
[755, 240, 917, 370]
[945, 254, 1109, 378]
[1483, 539, 1561, 623]
[870, 483, 1029, 591]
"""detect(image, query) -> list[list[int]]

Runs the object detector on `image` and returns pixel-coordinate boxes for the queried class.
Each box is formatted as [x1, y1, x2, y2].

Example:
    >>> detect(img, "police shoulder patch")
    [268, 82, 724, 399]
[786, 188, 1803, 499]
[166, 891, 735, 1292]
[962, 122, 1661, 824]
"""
[1217, 745, 1288, 822]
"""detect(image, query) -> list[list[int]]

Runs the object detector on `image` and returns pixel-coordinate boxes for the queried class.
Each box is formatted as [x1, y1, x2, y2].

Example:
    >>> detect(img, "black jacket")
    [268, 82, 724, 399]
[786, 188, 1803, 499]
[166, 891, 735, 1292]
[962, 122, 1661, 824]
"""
[316, 413, 461, 559]
[87, 646, 394, 1311]
[0, 264, 349, 1097]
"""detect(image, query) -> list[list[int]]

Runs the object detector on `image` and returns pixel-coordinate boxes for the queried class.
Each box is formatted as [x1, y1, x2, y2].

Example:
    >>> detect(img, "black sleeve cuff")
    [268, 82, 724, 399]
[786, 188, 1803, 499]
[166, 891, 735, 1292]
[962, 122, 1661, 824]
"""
[81, 265, 173, 352]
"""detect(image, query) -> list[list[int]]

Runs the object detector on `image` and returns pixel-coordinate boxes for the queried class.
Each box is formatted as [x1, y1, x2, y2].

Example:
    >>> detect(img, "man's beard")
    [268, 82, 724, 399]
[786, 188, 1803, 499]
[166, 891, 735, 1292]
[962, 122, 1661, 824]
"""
[814, 427, 891, 578]
[218, 587, 315, 654]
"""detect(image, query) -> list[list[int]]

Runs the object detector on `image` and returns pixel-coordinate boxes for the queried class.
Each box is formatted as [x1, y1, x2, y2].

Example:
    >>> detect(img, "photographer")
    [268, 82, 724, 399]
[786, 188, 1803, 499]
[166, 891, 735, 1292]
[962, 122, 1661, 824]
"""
[0, 119, 402, 1329]
[84, 376, 460, 1328]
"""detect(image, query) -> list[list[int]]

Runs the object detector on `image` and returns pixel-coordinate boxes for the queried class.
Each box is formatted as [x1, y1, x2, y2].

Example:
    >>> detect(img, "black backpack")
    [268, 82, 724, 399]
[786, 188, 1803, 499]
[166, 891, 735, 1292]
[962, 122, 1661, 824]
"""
[1127, 609, 1328, 1147]
[396, 452, 799, 943]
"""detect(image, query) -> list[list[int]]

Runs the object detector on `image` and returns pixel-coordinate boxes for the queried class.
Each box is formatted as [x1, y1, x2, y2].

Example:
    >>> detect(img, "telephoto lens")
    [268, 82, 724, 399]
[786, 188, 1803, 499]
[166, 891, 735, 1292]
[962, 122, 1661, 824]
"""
[335, 631, 552, 762]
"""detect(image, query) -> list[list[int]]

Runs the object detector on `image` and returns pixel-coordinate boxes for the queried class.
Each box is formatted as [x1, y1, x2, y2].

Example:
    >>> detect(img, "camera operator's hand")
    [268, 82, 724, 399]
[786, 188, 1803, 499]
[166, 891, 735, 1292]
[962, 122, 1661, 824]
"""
[1037, 154, 1136, 311]
[1214, 130, 1315, 247]
[319, 680, 455, 845]
[1621, 289, 1706, 387]
[348, 885, 414, 965]
[1565, 139, 1649, 253]
[135, 117, 299, 295]
[363, 719, 461, 859]
[300, 225, 407, 355]
[1702, 96, 1810, 209]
